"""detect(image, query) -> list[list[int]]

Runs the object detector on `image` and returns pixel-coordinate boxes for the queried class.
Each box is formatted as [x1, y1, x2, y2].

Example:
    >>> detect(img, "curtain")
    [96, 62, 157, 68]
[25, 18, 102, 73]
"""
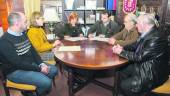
[23, 0, 40, 20]
[0, 20, 4, 37]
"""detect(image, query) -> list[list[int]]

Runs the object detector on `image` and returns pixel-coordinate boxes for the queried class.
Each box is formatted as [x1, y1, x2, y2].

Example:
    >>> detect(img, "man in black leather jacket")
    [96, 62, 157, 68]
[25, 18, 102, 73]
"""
[112, 14, 169, 96]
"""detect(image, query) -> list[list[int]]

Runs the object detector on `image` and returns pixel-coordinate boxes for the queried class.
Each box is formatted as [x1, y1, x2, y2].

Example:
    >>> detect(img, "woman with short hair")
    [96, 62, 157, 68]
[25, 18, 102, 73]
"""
[60, 12, 83, 39]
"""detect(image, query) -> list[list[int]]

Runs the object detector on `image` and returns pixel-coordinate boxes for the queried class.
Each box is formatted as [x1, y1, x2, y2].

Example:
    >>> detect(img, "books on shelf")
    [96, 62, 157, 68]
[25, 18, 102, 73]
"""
[85, 0, 96, 9]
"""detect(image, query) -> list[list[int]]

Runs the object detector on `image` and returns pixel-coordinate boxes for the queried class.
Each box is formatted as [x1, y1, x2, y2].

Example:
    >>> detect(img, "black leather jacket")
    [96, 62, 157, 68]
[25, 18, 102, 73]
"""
[120, 28, 169, 92]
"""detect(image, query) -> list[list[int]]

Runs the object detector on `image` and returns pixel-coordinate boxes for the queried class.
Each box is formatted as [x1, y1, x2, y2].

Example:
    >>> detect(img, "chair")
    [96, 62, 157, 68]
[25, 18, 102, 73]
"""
[0, 63, 38, 96]
[152, 76, 170, 95]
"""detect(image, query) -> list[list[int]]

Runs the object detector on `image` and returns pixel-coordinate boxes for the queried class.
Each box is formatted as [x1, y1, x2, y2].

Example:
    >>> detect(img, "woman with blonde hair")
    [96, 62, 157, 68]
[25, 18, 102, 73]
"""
[60, 12, 83, 38]
[27, 11, 61, 60]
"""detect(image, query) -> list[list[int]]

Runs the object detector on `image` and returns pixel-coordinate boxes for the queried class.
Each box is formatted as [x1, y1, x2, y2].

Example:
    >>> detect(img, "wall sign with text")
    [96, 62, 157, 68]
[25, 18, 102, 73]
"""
[123, 0, 137, 14]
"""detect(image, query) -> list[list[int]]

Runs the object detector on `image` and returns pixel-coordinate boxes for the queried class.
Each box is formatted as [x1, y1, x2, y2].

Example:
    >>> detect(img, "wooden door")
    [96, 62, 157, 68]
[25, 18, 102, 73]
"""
[0, 0, 8, 31]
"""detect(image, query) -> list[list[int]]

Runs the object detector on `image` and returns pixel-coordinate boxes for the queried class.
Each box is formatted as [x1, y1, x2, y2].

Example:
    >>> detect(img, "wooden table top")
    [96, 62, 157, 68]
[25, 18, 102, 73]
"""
[54, 40, 128, 70]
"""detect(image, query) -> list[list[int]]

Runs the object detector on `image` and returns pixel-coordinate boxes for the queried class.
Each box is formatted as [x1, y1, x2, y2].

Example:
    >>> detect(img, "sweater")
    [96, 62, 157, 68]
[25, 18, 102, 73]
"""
[59, 23, 83, 38]
[0, 32, 42, 75]
[27, 27, 53, 52]
[113, 27, 139, 46]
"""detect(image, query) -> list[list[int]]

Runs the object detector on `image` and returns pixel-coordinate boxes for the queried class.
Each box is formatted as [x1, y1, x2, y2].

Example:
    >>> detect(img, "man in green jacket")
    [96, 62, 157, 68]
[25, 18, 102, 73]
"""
[88, 10, 120, 38]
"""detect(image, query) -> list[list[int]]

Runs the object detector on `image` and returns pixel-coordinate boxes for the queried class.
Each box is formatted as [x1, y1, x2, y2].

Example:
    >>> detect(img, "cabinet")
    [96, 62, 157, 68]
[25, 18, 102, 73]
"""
[160, 0, 170, 26]
[63, 0, 116, 26]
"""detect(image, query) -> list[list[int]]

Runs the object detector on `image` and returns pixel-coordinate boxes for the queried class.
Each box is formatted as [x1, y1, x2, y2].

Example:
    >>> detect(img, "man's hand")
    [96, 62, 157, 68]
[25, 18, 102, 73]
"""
[79, 34, 84, 37]
[40, 64, 50, 74]
[112, 44, 123, 54]
[88, 33, 94, 38]
[108, 37, 116, 45]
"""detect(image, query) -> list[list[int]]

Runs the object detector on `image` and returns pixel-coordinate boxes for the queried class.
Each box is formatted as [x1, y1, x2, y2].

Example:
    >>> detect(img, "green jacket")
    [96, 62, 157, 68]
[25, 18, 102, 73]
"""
[113, 27, 139, 46]
[88, 20, 120, 38]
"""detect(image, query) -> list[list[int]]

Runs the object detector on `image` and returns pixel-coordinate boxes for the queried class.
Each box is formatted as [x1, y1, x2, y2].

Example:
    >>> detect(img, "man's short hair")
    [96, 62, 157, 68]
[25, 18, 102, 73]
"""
[139, 13, 158, 26]
[101, 10, 112, 17]
[8, 12, 21, 27]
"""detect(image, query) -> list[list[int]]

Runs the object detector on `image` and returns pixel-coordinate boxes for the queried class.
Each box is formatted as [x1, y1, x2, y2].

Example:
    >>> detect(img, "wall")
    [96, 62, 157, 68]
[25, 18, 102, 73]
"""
[41, 0, 62, 20]
[0, 0, 9, 31]
[0, 0, 24, 31]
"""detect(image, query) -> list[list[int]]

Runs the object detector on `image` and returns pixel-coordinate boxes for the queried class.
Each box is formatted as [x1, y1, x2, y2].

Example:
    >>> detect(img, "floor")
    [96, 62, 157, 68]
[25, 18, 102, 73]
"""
[0, 71, 114, 96]
[0, 71, 170, 96]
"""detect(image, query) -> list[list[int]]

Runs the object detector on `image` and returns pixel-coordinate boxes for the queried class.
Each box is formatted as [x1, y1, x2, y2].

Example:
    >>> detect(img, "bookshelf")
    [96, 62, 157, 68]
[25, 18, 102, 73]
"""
[63, 0, 116, 26]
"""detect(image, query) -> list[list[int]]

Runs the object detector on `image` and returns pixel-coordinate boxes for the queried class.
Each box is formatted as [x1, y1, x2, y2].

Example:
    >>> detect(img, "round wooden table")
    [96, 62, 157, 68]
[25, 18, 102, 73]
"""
[54, 40, 128, 96]
[55, 40, 127, 70]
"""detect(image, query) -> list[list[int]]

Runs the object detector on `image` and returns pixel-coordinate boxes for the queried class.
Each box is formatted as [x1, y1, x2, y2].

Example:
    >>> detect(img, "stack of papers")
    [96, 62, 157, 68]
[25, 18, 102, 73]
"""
[90, 37, 109, 42]
[57, 46, 81, 51]
[65, 37, 87, 41]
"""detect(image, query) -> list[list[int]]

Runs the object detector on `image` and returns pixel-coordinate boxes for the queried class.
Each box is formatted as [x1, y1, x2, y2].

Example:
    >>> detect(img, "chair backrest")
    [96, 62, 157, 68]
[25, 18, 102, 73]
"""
[53, 22, 65, 37]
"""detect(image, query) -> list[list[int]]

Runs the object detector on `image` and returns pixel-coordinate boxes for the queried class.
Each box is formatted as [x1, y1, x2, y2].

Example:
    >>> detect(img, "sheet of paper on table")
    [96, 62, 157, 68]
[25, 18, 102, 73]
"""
[64, 37, 88, 41]
[90, 37, 109, 42]
[58, 46, 81, 51]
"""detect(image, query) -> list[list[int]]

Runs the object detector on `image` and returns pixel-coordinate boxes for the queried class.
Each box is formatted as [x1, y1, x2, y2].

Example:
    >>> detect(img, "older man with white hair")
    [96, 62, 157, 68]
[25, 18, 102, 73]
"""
[112, 14, 169, 96]
[108, 13, 139, 46]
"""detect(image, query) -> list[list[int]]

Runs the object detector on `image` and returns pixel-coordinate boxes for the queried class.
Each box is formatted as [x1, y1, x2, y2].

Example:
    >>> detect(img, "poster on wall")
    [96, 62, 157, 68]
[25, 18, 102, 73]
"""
[123, 0, 137, 14]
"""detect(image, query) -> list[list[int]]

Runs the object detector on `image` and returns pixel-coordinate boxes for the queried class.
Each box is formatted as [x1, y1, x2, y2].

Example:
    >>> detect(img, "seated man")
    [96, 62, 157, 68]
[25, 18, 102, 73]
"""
[112, 14, 169, 96]
[108, 13, 139, 46]
[88, 10, 120, 38]
[0, 12, 58, 96]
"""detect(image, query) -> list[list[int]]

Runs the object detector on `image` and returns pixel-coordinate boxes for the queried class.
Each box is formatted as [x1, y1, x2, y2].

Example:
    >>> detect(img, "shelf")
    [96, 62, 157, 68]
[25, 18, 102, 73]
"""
[63, 0, 116, 26]
[64, 9, 115, 11]
[80, 23, 95, 25]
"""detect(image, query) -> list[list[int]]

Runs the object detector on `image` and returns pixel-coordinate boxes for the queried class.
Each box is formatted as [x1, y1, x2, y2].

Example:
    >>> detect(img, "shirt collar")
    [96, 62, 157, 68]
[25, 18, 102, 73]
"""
[103, 20, 110, 26]
[7, 28, 23, 36]
[140, 28, 153, 38]
[140, 32, 148, 38]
